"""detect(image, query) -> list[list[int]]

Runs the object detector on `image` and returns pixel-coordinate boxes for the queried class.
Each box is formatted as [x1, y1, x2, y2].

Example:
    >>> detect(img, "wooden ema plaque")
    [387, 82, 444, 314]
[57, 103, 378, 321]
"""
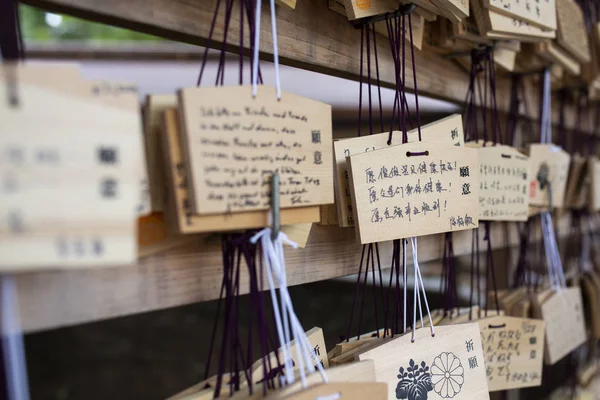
[334, 114, 464, 228]
[0, 73, 140, 270]
[264, 361, 378, 400]
[484, 0, 557, 30]
[471, 0, 556, 41]
[467, 143, 530, 221]
[270, 382, 388, 400]
[564, 154, 587, 208]
[347, 142, 479, 244]
[478, 316, 545, 391]
[540, 287, 587, 365]
[161, 108, 320, 234]
[341, 0, 397, 20]
[528, 144, 571, 209]
[144, 94, 177, 212]
[358, 324, 490, 400]
[588, 156, 600, 211]
[556, 0, 591, 63]
[178, 86, 333, 215]
[251, 327, 328, 384]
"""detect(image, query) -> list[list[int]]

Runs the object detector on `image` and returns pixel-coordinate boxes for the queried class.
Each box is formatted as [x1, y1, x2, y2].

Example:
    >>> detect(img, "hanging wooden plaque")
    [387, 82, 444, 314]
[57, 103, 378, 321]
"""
[540, 287, 587, 365]
[276, 0, 297, 9]
[347, 142, 479, 243]
[358, 324, 490, 399]
[266, 361, 378, 400]
[85, 80, 150, 217]
[564, 154, 587, 208]
[587, 156, 600, 211]
[484, 0, 557, 30]
[528, 144, 571, 209]
[478, 315, 545, 391]
[178, 86, 333, 215]
[0, 79, 140, 270]
[341, 0, 397, 20]
[334, 114, 464, 227]
[471, 0, 556, 40]
[580, 274, 600, 339]
[144, 94, 177, 212]
[271, 382, 387, 400]
[1, 65, 150, 218]
[467, 143, 530, 221]
[161, 108, 320, 234]
[556, 0, 591, 63]
[251, 327, 328, 384]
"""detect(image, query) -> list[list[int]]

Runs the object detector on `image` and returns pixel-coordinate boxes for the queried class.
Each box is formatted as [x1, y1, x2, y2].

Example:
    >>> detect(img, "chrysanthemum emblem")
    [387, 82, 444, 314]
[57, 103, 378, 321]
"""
[430, 352, 464, 398]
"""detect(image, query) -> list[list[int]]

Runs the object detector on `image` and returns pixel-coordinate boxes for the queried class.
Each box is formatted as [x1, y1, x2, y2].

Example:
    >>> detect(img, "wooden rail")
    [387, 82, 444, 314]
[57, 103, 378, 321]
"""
[15, 217, 570, 333]
[21, 0, 592, 132]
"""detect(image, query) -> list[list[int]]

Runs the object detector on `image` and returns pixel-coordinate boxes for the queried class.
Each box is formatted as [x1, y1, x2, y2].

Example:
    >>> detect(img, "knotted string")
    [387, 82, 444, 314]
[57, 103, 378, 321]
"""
[250, 229, 329, 389]
[386, 14, 414, 145]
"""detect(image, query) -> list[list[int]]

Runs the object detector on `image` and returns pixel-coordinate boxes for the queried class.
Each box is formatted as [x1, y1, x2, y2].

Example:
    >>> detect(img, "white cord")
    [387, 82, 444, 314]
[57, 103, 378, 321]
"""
[269, 0, 282, 100]
[541, 213, 559, 292]
[252, 0, 282, 99]
[1, 275, 31, 400]
[409, 238, 434, 342]
[251, 0, 262, 97]
[403, 239, 407, 334]
[250, 229, 328, 389]
[540, 69, 551, 144]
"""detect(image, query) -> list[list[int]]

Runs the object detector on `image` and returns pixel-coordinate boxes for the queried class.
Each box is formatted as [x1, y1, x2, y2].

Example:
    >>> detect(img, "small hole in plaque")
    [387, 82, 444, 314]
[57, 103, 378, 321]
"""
[406, 150, 429, 157]
[488, 323, 507, 329]
[501, 154, 512, 159]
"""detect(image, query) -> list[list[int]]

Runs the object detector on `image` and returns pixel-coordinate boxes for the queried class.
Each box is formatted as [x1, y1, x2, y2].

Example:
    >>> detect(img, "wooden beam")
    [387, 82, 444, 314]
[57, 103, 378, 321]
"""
[20, 0, 593, 133]
[16, 218, 569, 333]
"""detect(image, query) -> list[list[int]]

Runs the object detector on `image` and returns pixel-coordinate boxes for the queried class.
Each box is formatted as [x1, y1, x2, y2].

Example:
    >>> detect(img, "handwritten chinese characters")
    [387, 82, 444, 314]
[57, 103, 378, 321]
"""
[333, 114, 465, 228]
[486, 0, 557, 30]
[471, 144, 530, 221]
[478, 316, 545, 391]
[348, 142, 479, 244]
[179, 86, 333, 214]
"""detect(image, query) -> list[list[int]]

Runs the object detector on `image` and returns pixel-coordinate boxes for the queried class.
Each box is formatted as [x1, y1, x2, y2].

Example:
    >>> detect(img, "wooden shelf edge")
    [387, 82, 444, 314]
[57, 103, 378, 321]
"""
[15, 216, 569, 333]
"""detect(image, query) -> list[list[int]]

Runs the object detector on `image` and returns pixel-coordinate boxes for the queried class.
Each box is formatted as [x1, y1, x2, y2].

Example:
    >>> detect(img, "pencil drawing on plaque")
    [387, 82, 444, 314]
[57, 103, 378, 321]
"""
[396, 359, 433, 400]
[431, 352, 464, 398]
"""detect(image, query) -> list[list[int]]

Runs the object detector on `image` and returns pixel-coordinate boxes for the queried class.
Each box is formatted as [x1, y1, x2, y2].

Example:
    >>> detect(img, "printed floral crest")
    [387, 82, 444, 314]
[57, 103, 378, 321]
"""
[430, 352, 464, 398]
[396, 359, 433, 400]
